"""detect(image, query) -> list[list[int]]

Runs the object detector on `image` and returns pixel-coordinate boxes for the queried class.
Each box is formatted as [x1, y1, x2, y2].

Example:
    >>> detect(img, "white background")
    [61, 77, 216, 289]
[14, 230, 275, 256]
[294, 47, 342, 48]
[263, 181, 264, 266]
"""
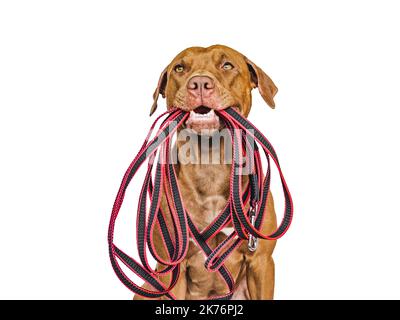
[1, 0, 399, 299]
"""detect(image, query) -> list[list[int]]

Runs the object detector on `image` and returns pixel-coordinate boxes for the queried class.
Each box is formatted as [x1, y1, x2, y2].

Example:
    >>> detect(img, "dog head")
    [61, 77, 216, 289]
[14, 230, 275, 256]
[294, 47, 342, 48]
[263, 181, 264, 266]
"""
[150, 45, 277, 132]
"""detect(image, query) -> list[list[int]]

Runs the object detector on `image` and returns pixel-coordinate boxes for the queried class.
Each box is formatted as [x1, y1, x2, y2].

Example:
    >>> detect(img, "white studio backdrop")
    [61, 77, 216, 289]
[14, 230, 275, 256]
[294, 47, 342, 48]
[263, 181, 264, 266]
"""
[0, 0, 399, 299]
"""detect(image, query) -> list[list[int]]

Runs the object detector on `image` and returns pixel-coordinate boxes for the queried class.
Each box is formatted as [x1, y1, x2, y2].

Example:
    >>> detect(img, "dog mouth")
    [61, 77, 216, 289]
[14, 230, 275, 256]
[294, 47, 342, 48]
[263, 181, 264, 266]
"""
[185, 105, 220, 132]
[193, 106, 212, 114]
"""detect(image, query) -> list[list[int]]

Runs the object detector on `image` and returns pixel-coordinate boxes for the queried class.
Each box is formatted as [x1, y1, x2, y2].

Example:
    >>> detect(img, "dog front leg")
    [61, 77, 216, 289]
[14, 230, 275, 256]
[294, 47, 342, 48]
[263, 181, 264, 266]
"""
[246, 255, 275, 300]
[246, 192, 277, 300]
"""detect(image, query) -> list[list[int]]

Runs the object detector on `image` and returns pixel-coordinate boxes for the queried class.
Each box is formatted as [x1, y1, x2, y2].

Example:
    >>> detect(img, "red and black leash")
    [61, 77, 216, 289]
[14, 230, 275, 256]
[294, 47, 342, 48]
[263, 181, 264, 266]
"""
[108, 107, 293, 299]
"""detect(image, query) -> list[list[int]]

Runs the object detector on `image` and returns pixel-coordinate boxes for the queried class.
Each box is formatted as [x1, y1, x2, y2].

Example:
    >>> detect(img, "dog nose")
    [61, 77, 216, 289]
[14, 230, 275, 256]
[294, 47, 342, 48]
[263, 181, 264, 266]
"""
[187, 76, 215, 97]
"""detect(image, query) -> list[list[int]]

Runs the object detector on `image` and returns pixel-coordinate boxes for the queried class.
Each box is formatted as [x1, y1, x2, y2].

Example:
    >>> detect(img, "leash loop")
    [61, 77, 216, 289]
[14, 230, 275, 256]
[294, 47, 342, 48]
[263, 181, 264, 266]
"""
[108, 107, 293, 299]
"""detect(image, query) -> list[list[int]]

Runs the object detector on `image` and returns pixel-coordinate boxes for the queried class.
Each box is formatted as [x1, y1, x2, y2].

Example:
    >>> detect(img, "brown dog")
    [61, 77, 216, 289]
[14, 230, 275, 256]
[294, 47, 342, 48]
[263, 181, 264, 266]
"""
[135, 44, 278, 300]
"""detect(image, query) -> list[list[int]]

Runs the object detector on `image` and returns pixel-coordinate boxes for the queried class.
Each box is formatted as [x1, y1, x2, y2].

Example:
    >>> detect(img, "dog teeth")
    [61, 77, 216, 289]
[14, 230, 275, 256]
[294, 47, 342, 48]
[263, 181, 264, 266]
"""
[190, 109, 215, 119]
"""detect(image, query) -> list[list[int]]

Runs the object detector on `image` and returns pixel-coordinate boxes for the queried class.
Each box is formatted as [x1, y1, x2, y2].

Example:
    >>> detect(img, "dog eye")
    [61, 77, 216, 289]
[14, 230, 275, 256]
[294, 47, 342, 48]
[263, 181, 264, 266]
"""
[174, 64, 184, 73]
[222, 62, 234, 70]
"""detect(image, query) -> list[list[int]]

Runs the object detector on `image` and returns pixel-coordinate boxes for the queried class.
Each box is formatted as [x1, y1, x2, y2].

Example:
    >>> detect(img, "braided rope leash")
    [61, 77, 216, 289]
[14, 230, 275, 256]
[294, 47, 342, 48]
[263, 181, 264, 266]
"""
[108, 107, 293, 299]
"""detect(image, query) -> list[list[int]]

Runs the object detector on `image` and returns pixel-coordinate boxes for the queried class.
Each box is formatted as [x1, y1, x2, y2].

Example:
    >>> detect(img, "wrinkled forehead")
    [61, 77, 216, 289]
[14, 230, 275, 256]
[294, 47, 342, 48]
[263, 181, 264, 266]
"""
[168, 46, 245, 71]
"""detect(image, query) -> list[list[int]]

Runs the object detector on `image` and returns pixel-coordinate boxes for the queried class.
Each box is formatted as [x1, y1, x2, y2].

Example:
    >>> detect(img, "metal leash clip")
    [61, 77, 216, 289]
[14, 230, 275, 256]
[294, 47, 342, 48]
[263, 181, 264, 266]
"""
[247, 206, 258, 252]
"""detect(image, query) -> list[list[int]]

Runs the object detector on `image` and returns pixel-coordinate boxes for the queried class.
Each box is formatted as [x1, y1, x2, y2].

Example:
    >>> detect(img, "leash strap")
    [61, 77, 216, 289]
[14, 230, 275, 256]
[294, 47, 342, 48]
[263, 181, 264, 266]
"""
[108, 107, 293, 299]
[108, 110, 187, 299]
[221, 108, 293, 239]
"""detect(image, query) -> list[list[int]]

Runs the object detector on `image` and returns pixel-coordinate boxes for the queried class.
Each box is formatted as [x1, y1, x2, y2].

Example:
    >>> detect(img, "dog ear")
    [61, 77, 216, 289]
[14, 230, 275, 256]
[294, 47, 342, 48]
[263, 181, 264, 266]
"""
[149, 66, 168, 116]
[245, 58, 278, 109]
